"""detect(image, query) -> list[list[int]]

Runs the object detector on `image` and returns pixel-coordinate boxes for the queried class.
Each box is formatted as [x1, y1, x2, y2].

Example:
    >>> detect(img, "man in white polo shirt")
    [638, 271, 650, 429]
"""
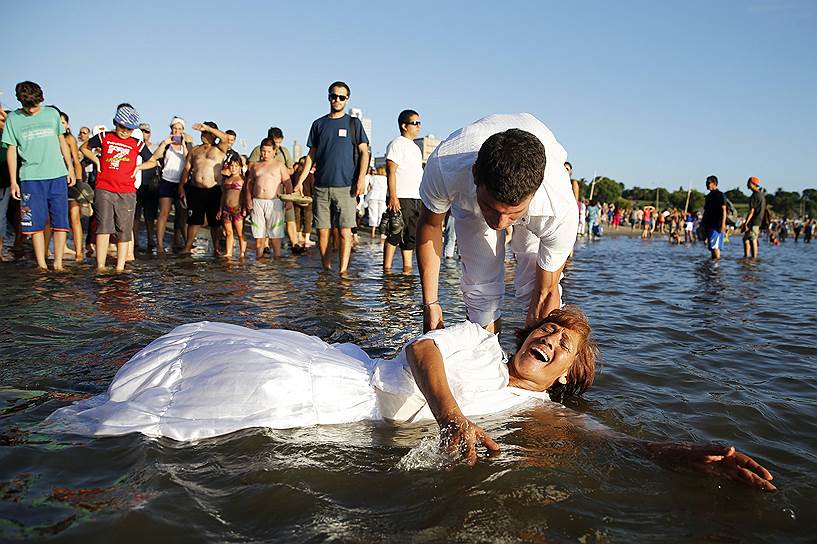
[383, 109, 424, 273]
[417, 113, 578, 334]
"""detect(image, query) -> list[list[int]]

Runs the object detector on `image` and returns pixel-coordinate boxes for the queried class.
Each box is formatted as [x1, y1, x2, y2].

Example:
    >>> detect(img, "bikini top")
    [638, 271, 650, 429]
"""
[224, 179, 243, 191]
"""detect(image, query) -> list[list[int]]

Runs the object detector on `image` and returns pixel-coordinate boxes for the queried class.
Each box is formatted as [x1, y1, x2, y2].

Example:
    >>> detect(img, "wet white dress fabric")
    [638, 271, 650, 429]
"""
[46, 321, 547, 442]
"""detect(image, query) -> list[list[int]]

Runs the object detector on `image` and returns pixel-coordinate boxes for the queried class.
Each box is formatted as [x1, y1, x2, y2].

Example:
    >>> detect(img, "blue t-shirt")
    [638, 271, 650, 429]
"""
[307, 114, 369, 188]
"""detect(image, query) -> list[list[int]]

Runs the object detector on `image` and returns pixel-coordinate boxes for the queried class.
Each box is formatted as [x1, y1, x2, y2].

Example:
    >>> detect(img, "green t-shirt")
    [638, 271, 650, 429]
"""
[0, 106, 68, 181]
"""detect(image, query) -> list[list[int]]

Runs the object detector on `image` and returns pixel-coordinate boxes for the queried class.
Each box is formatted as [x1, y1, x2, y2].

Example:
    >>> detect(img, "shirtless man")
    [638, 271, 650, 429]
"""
[244, 138, 292, 258]
[179, 122, 231, 255]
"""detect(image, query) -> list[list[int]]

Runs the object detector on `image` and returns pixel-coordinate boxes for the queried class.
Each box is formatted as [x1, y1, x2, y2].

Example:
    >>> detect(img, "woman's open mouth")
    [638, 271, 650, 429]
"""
[530, 346, 550, 363]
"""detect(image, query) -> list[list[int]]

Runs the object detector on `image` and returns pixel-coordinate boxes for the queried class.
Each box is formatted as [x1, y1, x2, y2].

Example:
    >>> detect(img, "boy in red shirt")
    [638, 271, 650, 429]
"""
[80, 105, 159, 271]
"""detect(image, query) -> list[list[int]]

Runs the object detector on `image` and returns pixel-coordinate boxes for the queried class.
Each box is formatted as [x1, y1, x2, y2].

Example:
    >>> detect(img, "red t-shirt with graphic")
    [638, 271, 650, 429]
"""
[87, 132, 153, 193]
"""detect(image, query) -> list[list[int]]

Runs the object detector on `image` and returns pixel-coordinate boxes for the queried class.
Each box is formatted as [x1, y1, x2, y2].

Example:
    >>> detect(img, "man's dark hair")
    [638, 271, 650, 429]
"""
[398, 109, 419, 128]
[328, 81, 350, 96]
[268, 127, 284, 140]
[706, 175, 718, 186]
[15, 81, 44, 108]
[116, 103, 134, 109]
[564, 161, 572, 170]
[226, 129, 236, 137]
[204, 121, 218, 130]
[260, 138, 274, 148]
[474, 129, 546, 204]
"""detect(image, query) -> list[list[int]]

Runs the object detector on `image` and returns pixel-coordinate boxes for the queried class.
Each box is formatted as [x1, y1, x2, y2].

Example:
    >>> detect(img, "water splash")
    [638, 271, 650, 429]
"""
[395, 435, 453, 471]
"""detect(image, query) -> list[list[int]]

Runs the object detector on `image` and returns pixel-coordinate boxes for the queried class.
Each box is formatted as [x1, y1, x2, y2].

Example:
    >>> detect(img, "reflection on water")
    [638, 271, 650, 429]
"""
[0, 235, 815, 542]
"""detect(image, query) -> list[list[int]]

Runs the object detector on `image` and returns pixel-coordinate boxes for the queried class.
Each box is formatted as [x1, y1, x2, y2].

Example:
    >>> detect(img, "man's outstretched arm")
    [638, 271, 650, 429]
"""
[526, 264, 564, 327]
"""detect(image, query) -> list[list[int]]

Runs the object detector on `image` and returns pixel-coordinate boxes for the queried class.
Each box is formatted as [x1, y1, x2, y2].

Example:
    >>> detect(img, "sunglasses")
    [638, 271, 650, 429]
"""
[404, 120, 421, 126]
[142, 129, 151, 133]
[328, 93, 348, 102]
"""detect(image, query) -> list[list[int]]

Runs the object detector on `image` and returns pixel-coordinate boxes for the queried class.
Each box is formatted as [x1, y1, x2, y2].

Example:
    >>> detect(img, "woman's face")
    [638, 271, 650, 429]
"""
[510, 323, 579, 391]
[60, 116, 69, 132]
[171, 124, 184, 136]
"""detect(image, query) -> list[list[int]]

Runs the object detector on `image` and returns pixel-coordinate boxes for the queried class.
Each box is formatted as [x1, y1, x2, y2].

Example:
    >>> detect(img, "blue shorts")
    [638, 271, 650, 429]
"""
[20, 177, 70, 234]
[707, 229, 724, 251]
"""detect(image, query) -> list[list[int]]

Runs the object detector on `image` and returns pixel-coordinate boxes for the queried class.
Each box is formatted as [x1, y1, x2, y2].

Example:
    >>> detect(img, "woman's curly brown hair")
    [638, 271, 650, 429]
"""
[513, 305, 601, 400]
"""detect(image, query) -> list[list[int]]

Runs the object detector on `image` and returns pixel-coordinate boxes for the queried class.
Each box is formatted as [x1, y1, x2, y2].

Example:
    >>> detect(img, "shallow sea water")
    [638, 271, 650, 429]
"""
[0, 233, 815, 542]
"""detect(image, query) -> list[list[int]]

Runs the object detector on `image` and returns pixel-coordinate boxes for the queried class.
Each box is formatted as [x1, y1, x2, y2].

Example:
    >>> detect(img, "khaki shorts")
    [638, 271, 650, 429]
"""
[743, 225, 760, 241]
[313, 185, 358, 229]
[94, 189, 136, 242]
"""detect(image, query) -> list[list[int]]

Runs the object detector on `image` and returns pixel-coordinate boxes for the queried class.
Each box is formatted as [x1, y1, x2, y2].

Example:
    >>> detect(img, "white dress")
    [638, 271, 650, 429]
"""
[45, 321, 548, 442]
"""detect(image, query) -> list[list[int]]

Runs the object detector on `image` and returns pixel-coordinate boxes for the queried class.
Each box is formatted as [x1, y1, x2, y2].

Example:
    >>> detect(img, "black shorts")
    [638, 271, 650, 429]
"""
[186, 185, 222, 226]
[386, 198, 421, 250]
[137, 184, 160, 221]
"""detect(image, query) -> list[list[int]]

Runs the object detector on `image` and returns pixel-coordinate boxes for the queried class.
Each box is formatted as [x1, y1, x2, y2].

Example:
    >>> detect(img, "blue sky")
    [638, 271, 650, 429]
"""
[3, 0, 815, 193]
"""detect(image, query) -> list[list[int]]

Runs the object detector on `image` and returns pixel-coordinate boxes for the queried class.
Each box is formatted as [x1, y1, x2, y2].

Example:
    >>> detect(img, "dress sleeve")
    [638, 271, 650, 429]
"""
[412, 321, 492, 360]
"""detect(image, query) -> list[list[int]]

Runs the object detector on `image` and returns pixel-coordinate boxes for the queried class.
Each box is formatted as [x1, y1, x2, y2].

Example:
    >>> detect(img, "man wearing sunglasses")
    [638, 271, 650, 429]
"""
[383, 109, 424, 273]
[293, 81, 370, 274]
[417, 113, 578, 336]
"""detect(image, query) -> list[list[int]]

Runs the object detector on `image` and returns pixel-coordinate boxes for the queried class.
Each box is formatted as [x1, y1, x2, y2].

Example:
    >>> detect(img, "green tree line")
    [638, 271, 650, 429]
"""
[574, 177, 817, 218]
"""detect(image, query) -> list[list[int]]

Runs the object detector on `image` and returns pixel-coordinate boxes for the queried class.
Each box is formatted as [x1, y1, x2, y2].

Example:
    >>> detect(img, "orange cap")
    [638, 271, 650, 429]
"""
[748, 176, 761, 186]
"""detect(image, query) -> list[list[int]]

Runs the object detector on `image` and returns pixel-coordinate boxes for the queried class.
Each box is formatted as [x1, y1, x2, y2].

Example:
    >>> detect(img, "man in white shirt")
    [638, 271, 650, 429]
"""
[384, 109, 424, 272]
[417, 113, 578, 334]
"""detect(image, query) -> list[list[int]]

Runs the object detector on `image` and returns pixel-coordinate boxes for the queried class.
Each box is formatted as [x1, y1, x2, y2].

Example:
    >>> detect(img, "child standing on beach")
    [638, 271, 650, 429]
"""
[217, 156, 247, 259]
[80, 105, 160, 271]
[2, 81, 77, 270]
[245, 138, 292, 258]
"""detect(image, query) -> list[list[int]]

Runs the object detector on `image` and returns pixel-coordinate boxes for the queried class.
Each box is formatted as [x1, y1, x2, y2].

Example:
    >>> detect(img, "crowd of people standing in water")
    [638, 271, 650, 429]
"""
[3, 79, 780, 490]
[574, 178, 814, 259]
[0, 81, 452, 276]
[2, 80, 810, 273]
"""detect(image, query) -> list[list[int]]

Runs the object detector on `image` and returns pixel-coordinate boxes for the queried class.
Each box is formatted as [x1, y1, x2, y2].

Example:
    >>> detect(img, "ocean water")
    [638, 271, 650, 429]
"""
[0, 234, 814, 542]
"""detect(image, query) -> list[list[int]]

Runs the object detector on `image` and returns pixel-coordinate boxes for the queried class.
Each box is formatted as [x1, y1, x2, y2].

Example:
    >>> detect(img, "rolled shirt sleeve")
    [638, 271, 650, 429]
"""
[527, 211, 578, 272]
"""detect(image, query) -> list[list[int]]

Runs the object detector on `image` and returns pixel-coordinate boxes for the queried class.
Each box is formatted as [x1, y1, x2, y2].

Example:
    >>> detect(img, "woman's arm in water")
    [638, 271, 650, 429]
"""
[523, 405, 776, 491]
[406, 339, 500, 465]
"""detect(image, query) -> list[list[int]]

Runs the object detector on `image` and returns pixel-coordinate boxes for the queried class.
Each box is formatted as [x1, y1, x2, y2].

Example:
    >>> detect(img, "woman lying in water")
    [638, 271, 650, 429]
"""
[45, 306, 775, 490]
